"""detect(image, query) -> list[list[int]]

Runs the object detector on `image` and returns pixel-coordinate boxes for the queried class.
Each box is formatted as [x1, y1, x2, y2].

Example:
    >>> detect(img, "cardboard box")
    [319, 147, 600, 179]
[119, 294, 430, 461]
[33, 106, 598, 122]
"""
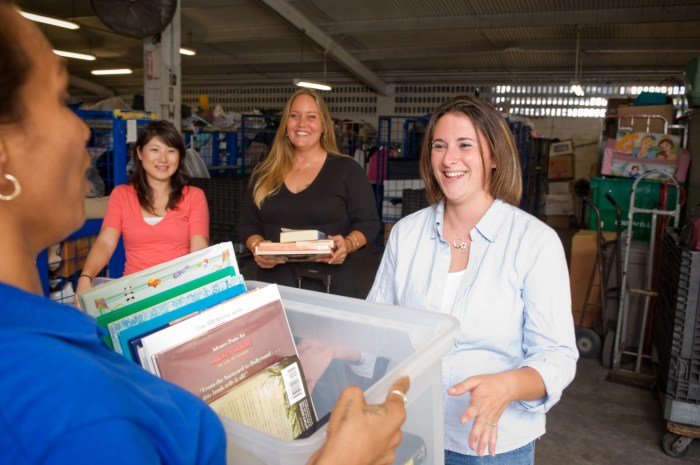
[546, 215, 572, 229]
[544, 194, 575, 216]
[548, 180, 574, 195]
[59, 235, 97, 278]
[547, 153, 574, 180]
[383, 221, 395, 245]
[224, 281, 459, 465]
[570, 230, 617, 328]
[617, 104, 674, 133]
[549, 140, 574, 157]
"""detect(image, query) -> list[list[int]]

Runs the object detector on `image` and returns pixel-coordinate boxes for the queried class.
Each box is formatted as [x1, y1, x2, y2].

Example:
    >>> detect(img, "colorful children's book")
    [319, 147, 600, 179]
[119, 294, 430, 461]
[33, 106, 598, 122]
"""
[116, 280, 247, 360]
[108, 273, 245, 353]
[78, 241, 239, 317]
[95, 266, 236, 348]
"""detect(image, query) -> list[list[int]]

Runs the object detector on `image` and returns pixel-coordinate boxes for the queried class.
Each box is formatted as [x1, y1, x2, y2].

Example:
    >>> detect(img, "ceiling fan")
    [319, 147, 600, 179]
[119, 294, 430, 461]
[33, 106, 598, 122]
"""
[91, 0, 177, 39]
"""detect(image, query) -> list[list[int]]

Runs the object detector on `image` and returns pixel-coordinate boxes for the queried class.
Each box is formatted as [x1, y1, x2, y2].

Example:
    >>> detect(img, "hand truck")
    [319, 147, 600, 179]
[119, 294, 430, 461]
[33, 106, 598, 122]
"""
[611, 171, 681, 379]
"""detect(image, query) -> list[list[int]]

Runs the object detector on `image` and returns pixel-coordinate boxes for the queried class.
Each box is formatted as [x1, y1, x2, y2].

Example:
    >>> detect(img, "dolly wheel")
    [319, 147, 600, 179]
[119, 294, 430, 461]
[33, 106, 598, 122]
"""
[662, 432, 691, 458]
[601, 330, 615, 369]
[576, 328, 601, 358]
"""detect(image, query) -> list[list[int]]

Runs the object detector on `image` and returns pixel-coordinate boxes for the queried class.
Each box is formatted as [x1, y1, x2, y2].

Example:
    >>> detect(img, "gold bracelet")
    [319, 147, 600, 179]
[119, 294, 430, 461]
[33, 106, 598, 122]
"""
[79, 274, 93, 282]
[249, 239, 262, 252]
[348, 234, 361, 250]
[344, 237, 354, 253]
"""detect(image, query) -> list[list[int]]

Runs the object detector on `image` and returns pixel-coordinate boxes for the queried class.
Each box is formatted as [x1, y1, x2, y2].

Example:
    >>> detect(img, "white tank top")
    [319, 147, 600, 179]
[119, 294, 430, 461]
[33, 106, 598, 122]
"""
[143, 216, 164, 225]
[441, 269, 466, 314]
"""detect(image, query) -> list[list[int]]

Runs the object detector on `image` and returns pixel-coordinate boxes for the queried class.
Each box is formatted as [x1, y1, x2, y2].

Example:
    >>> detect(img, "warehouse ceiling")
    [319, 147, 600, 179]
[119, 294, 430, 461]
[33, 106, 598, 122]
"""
[17, 0, 700, 96]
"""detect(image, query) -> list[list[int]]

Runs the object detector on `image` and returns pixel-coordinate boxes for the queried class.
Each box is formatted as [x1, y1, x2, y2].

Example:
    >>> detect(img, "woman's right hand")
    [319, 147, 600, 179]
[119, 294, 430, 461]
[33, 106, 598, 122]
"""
[307, 377, 410, 465]
[251, 239, 286, 269]
[73, 275, 94, 307]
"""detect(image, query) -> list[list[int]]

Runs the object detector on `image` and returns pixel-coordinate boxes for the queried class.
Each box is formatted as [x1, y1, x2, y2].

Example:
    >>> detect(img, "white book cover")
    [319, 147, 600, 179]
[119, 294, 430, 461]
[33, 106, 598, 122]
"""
[78, 241, 240, 317]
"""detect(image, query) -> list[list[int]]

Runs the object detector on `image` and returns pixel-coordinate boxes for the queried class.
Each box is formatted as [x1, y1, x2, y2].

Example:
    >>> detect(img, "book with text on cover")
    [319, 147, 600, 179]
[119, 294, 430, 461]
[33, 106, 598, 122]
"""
[149, 285, 317, 439]
[255, 240, 335, 262]
[209, 354, 316, 440]
[280, 229, 328, 243]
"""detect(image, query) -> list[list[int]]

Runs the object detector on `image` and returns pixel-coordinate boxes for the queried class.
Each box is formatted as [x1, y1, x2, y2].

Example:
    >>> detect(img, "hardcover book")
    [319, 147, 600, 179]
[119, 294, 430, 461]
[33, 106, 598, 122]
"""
[208, 355, 316, 440]
[95, 266, 237, 349]
[149, 284, 317, 439]
[115, 280, 247, 360]
[107, 273, 246, 354]
[279, 228, 328, 243]
[78, 241, 240, 317]
[255, 240, 335, 262]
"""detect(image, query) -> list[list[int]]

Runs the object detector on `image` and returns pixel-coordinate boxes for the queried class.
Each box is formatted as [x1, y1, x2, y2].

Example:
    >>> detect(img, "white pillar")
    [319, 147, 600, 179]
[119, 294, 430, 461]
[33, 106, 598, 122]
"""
[143, 3, 181, 127]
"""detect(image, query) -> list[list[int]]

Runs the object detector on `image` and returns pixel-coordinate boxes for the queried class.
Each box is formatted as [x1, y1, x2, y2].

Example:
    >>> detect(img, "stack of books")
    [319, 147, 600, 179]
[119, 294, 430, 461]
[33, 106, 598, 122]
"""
[77, 242, 317, 440]
[255, 229, 335, 262]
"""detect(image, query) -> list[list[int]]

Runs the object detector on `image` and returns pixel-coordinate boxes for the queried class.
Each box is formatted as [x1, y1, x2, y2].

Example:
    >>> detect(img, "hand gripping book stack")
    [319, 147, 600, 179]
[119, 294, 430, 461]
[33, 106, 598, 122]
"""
[78, 242, 243, 317]
[78, 242, 247, 352]
[256, 229, 335, 262]
[142, 284, 317, 440]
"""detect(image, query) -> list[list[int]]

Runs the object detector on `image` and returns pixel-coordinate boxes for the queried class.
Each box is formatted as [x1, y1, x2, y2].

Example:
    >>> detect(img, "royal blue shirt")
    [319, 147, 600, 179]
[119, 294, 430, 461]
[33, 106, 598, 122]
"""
[368, 199, 578, 455]
[0, 283, 226, 465]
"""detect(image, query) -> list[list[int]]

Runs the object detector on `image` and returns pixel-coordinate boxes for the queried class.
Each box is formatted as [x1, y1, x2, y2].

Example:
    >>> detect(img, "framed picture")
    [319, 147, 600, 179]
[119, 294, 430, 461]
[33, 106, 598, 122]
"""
[549, 139, 574, 157]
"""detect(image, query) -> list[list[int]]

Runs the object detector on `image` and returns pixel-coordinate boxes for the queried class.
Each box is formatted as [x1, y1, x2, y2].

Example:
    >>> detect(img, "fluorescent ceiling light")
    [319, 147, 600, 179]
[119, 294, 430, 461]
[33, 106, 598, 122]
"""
[91, 68, 133, 76]
[179, 48, 196, 56]
[54, 50, 96, 61]
[294, 79, 332, 91]
[19, 11, 79, 30]
[570, 82, 585, 97]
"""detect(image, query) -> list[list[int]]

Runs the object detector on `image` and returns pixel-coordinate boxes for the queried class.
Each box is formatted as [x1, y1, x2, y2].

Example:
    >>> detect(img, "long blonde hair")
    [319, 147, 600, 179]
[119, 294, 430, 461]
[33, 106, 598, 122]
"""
[419, 95, 522, 206]
[251, 88, 339, 207]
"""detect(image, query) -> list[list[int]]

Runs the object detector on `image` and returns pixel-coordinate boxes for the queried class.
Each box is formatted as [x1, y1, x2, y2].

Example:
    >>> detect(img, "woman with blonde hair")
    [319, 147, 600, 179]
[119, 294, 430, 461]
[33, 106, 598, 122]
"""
[240, 88, 379, 297]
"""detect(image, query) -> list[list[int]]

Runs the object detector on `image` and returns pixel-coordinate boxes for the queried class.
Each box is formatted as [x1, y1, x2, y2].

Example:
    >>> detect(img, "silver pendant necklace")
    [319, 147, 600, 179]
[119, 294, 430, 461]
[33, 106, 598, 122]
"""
[452, 237, 468, 253]
[445, 219, 468, 254]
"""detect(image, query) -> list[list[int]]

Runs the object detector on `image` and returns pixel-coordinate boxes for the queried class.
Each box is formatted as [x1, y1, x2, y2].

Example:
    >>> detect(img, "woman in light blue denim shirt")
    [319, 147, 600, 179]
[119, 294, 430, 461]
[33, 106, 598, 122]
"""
[368, 95, 578, 465]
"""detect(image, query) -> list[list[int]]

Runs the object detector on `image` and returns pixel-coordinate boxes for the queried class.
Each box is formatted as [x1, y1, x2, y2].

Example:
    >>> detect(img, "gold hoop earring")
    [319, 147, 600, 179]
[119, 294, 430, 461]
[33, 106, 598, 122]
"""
[0, 173, 21, 201]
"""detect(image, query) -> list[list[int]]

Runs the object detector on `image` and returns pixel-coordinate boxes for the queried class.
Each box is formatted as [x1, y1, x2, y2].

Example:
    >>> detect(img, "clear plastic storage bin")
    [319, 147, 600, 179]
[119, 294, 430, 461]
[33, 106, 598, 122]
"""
[221, 281, 458, 465]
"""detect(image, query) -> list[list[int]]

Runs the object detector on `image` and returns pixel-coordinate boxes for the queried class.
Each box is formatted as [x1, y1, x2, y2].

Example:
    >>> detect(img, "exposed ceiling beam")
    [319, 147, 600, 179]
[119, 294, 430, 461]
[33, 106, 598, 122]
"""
[321, 6, 700, 34]
[353, 39, 700, 61]
[69, 75, 116, 98]
[189, 24, 295, 43]
[160, 38, 699, 68]
[256, 0, 389, 95]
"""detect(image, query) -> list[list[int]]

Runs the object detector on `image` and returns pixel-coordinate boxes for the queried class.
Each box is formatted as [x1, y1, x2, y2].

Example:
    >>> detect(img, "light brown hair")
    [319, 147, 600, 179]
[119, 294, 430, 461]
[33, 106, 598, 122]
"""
[419, 95, 522, 206]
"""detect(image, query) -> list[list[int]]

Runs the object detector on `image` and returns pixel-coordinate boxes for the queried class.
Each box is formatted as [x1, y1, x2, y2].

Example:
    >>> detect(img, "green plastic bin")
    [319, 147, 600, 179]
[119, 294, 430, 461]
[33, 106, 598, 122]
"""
[588, 177, 679, 241]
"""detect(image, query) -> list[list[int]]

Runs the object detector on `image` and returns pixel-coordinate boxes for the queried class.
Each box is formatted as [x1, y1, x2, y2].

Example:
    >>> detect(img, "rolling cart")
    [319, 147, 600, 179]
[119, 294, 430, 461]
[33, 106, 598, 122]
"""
[655, 230, 700, 458]
[576, 194, 622, 362]
[611, 171, 682, 381]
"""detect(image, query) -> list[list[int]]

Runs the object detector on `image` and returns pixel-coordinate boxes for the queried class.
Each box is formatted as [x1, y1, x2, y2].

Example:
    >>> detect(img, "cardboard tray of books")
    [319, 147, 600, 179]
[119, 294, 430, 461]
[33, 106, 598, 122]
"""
[221, 281, 459, 465]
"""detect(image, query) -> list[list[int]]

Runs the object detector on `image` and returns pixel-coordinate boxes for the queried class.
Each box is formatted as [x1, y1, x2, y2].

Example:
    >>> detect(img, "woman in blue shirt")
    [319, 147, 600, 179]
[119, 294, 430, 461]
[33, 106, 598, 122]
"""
[0, 3, 407, 465]
[368, 95, 578, 464]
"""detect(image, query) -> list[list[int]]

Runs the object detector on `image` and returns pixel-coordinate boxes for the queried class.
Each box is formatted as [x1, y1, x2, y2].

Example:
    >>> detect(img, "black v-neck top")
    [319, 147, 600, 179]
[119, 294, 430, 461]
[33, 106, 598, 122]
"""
[239, 154, 380, 297]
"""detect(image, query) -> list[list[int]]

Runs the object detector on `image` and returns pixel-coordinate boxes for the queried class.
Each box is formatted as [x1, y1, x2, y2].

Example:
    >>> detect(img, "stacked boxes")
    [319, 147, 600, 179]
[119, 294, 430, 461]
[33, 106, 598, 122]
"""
[545, 140, 575, 228]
